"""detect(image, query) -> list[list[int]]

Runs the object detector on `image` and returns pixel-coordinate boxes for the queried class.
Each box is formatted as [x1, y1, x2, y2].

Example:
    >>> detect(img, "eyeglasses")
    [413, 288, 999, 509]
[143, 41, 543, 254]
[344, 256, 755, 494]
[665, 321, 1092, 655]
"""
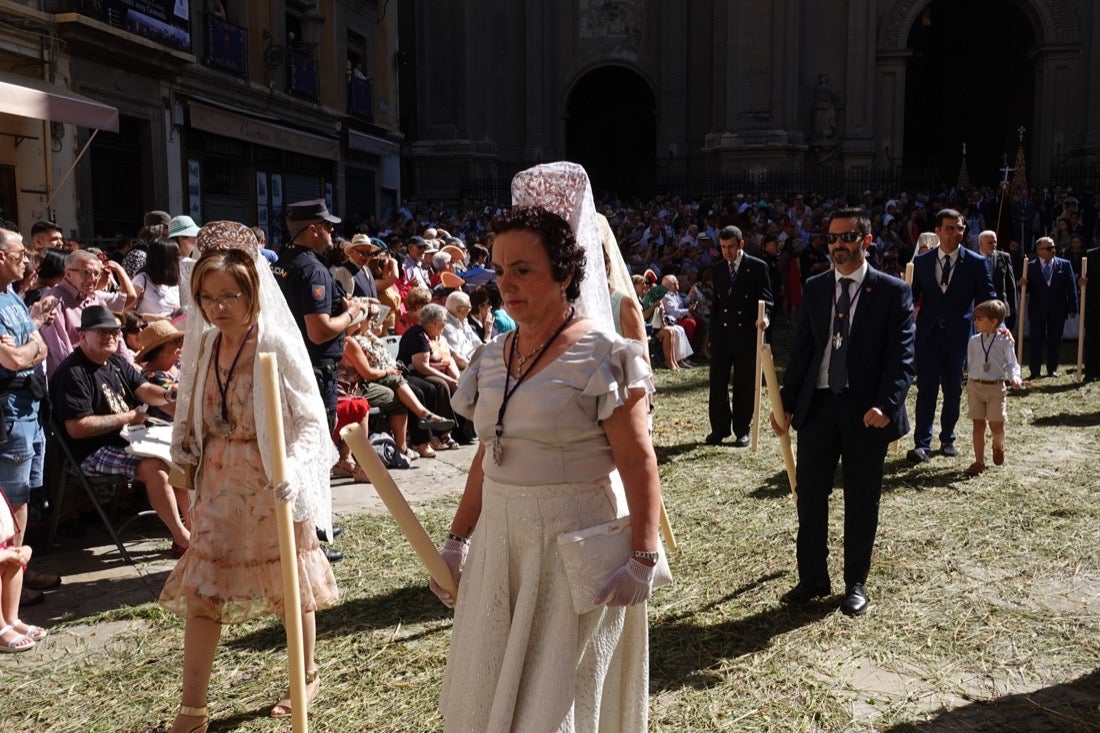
[67, 267, 104, 279]
[822, 231, 864, 244]
[313, 221, 334, 233]
[3, 248, 27, 263]
[198, 292, 244, 309]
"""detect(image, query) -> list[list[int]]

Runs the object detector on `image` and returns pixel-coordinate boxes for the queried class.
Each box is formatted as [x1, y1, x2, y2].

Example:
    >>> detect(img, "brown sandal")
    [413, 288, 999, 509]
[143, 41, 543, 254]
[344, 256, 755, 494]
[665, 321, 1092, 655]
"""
[172, 704, 209, 733]
[270, 669, 321, 718]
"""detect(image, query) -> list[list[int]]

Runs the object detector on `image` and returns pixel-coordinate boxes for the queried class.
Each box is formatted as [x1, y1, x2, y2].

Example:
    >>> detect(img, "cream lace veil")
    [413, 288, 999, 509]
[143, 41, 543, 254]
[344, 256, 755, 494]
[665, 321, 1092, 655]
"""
[510, 162, 614, 332]
[172, 221, 335, 537]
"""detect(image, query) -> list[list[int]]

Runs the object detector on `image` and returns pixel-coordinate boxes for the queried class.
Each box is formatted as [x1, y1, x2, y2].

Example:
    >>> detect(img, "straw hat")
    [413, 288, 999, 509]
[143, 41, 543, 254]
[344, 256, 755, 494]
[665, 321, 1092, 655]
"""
[135, 320, 184, 362]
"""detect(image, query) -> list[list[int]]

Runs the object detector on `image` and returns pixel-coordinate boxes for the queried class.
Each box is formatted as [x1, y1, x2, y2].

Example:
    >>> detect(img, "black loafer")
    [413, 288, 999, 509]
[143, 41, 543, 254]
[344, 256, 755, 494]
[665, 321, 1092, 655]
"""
[940, 442, 958, 457]
[1048, 371, 1060, 378]
[906, 448, 930, 463]
[316, 526, 343, 542]
[781, 581, 832, 605]
[732, 435, 750, 448]
[322, 546, 344, 563]
[704, 433, 728, 446]
[840, 583, 869, 616]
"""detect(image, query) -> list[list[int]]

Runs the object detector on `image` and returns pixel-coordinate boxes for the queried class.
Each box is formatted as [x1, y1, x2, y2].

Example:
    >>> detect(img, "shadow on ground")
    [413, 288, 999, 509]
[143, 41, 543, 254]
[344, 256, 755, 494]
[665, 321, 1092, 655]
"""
[881, 667, 1100, 733]
[649, 572, 834, 692]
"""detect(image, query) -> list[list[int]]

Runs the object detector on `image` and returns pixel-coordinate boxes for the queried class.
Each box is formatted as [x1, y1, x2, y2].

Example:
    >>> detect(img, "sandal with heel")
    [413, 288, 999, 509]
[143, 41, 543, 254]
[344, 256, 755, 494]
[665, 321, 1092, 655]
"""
[173, 704, 209, 733]
[270, 669, 321, 718]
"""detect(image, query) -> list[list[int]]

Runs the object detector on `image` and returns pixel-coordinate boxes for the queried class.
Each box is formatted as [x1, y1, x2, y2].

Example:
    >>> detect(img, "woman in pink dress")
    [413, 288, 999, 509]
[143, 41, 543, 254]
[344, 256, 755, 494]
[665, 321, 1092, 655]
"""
[160, 223, 338, 733]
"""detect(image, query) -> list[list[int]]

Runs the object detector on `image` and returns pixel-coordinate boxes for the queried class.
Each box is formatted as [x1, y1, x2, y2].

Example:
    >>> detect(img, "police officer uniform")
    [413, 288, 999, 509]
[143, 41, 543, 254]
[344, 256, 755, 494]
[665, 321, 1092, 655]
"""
[273, 200, 346, 430]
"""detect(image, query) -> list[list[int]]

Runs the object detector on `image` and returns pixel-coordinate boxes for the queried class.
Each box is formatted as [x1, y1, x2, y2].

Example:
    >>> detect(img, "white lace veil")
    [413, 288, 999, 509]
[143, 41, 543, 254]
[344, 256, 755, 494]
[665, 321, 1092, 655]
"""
[598, 213, 639, 306]
[510, 162, 614, 333]
[172, 221, 335, 537]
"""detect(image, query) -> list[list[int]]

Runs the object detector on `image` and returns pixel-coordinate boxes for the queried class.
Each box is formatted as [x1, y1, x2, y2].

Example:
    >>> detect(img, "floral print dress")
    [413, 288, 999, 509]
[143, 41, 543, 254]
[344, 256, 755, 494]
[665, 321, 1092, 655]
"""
[159, 352, 338, 623]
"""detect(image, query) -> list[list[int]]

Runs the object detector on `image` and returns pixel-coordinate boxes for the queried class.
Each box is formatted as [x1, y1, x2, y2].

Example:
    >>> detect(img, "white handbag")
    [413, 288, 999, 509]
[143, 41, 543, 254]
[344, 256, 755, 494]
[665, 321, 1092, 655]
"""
[557, 516, 672, 615]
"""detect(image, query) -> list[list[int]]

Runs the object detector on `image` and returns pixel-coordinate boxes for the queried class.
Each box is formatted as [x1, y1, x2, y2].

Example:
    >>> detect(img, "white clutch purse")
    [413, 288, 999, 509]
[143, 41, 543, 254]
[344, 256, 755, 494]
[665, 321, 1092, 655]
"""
[557, 516, 673, 615]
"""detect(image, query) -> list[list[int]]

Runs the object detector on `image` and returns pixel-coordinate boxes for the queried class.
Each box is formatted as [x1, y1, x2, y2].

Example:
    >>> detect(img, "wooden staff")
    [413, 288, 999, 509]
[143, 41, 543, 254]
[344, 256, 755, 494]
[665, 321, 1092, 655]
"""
[258, 354, 308, 733]
[892, 262, 916, 455]
[1077, 258, 1088, 382]
[761, 344, 797, 505]
[1016, 256, 1029, 364]
[340, 424, 458, 597]
[750, 299, 766, 452]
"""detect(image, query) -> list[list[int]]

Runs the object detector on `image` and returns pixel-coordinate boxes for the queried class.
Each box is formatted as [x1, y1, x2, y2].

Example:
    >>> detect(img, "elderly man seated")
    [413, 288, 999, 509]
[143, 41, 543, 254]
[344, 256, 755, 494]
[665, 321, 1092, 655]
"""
[49, 305, 189, 556]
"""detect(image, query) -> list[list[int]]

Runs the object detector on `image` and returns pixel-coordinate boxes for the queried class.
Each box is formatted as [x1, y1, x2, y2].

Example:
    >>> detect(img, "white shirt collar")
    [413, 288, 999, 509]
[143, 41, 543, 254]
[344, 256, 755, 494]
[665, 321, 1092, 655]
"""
[833, 260, 869, 287]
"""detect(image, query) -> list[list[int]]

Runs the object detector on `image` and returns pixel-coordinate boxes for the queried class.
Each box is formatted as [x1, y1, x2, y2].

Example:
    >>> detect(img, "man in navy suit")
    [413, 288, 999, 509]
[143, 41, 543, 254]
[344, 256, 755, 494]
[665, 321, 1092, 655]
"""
[907, 209, 997, 463]
[773, 207, 914, 616]
[1022, 236, 1078, 378]
[978, 230, 1019, 333]
[706, 225, 772, 447]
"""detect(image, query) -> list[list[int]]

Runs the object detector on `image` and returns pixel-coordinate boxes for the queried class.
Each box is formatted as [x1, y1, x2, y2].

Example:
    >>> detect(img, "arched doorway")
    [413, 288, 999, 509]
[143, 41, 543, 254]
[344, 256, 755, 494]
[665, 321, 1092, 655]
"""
[565, 66, 655, 197]
[903, 0, 1036, 187]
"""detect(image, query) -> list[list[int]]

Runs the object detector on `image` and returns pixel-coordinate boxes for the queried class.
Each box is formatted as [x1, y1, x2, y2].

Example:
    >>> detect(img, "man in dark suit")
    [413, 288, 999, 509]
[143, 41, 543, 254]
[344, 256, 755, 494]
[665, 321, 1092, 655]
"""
[1022, 236, 1078, 378]
[706, 225, 772, 447]
[773, 207, 914, 616]
[978, 230, 1018, 333]
[907, 209, 997, 463]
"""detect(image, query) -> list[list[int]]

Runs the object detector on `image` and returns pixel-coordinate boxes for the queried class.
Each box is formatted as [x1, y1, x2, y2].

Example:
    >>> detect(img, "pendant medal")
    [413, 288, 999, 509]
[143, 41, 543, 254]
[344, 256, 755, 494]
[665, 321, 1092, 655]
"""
[491, 425, 504, 465]
[832, 332, 843, 351]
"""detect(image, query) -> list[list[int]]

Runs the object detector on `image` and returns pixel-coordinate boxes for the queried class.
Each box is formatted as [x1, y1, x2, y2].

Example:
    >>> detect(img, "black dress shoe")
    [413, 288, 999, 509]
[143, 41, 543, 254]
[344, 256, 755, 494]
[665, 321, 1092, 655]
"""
[316, 526, 343, 541]
[322, 546, 344, 563]
[840, 583, 869, 616]
[1028, 372, 1040, 380]
[781, 581, 831, 605]
[940, 442, 958, 457]
[906, 448, 930, 463]
[1048, 371, 1061, 378]
[732, 435, 750, 448]
[704, 433, 728, 446]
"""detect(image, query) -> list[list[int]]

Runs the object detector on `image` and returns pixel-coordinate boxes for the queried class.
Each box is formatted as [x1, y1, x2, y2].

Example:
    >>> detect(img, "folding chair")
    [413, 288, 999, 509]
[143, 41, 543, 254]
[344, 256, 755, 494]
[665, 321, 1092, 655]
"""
[381, 334, 401, 361]
[45, 413, 154, 565]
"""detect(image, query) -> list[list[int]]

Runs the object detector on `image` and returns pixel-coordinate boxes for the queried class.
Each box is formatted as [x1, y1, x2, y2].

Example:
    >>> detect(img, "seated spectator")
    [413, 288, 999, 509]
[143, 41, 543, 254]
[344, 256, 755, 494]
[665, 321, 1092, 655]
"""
[466, 285, 495, 342]
[441, 290, 480, 368]
[134, 320, 184, 421]
[50, 305, 189, 556]
[395, 286, 432, 336]
[22, 247, 66, 307]
[340, 321, 455, 461]
[634, 273, 693, 370]
[131, 239, 181, 320]
[119, 311, 147, 356]
[1, 494, 48, 652]
[460, 244, 495, 286]
[368, 244, 401, 332]
[398, 303, 462, 450]
[41, 250, 134, 377]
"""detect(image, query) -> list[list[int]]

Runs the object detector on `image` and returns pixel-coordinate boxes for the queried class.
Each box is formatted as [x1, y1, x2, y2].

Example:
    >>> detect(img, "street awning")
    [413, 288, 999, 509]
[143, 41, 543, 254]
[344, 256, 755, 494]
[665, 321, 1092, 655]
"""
[0, 70, 120, 133]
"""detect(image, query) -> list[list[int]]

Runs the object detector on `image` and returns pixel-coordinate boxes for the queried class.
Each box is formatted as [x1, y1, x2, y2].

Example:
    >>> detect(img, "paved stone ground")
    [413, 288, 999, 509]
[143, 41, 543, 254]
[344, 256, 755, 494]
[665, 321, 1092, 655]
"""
[18, 445, 475, 661]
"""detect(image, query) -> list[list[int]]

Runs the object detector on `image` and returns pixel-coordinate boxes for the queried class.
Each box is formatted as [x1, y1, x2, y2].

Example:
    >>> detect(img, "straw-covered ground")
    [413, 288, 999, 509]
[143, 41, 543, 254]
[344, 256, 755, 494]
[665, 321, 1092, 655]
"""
[6, 331, 1100, 732]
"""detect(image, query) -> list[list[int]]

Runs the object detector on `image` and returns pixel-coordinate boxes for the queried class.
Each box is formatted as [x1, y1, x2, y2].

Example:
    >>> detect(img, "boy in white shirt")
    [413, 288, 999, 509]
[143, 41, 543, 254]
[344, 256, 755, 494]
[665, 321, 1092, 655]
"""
[965, 299, 1023, 476]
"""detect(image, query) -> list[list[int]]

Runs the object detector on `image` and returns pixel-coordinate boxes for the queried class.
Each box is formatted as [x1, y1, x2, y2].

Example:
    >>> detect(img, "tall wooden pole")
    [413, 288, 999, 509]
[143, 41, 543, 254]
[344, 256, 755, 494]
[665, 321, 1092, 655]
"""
[750, 300, 766, 452]
[1077, 258, 1088, 382]
[259, 354, 308, 733]
[1017, 257, 1029, 365]
[761, 344, 797, 505]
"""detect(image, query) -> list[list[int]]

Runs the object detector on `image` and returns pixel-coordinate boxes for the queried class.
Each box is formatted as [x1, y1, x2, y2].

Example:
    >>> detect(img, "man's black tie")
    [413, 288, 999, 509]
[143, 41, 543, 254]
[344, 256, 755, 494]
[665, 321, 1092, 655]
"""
[829, 277, 853, 394]
[940, 255, 952, 288]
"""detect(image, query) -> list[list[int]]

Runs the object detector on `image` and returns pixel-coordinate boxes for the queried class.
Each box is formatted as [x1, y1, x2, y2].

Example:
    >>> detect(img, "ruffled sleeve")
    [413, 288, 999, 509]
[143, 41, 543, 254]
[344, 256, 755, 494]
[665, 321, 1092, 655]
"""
[451, 342, 485, 419]
[581, 335, 654, 423]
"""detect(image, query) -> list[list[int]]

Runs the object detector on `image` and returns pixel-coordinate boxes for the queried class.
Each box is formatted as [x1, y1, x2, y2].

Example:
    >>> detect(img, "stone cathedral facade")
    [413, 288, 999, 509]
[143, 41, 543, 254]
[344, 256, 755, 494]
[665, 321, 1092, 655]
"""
[398, 0, 1099, 198]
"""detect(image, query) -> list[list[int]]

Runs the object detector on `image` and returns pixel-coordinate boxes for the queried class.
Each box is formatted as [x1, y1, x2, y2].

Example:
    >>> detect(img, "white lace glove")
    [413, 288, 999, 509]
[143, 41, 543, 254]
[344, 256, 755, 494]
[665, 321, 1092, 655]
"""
[267, 480, 297, 503]
[593, 558, 656, 607]
[429, 537, 468, 608]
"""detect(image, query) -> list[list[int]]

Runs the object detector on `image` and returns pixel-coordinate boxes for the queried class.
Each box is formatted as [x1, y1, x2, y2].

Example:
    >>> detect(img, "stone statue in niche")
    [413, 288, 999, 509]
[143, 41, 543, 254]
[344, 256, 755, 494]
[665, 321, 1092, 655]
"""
[580, 0, 644, 53]
[813, 74, 842, 139]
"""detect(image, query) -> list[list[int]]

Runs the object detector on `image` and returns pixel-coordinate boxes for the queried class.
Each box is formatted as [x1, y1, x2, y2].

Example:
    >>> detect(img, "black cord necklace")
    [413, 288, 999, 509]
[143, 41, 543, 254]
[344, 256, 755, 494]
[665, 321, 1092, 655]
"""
[211, 324, 255, 436]
[491, 307, 575, 466]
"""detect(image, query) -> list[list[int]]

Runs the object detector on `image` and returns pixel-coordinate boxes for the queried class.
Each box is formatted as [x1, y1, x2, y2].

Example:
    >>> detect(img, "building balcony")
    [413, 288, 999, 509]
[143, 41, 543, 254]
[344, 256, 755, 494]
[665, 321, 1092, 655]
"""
[287, 50, 319, 101]
[203, 13, 248, 78]
[347, 75, 373, 122]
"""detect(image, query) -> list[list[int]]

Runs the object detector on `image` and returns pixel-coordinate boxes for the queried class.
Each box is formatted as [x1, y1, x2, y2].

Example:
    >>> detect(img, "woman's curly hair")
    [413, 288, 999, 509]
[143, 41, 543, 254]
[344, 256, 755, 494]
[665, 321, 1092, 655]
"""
[492, 206, 585, 301]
